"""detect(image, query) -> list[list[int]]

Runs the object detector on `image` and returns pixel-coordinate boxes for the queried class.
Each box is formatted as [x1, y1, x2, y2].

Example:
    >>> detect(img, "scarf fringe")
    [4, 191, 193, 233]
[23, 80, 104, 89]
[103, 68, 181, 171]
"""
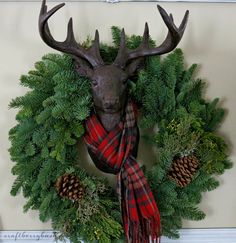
[127, 217, 161, 243]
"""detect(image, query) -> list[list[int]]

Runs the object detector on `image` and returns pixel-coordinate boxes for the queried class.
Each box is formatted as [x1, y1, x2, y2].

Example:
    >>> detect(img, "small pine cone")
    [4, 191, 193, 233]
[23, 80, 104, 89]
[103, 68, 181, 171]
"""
[55, 174, 85, 201]
[168, 155, 199, 187]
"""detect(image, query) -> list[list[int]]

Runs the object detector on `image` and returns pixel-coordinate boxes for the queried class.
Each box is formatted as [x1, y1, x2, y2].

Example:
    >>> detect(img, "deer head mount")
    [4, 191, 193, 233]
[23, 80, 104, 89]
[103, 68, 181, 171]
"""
[39, 0, 189, 132]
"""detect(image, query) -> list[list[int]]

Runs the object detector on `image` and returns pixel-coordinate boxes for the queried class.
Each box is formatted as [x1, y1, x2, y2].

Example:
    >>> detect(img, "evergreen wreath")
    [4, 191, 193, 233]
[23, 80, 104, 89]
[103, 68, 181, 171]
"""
[9, 27, 232, 243]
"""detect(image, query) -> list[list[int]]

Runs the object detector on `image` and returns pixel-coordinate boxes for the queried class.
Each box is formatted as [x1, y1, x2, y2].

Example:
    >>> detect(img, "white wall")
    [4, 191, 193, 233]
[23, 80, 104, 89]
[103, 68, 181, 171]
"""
[0, 1, 236, 231]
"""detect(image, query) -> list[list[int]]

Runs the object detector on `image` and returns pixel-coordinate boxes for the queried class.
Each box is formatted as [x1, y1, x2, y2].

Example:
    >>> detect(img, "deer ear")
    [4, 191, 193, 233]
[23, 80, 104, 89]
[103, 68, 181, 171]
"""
[125, 58, 145, 76]
[73, 56, 94, 79]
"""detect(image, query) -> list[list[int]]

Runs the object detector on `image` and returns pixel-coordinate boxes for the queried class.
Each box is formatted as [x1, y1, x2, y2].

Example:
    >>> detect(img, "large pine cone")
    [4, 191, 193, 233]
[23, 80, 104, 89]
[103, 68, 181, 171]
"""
[55, 174, 85, 201]
[168, 155, 199, 187]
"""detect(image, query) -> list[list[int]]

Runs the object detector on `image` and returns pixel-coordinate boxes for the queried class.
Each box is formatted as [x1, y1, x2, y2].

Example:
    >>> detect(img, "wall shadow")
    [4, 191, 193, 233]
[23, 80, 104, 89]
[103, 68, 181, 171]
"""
[0, 215, 3, 230]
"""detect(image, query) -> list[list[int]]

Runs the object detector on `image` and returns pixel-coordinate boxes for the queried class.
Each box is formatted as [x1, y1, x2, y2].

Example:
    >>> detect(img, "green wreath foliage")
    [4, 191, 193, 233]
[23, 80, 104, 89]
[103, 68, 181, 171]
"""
[9, 27, 232, 242]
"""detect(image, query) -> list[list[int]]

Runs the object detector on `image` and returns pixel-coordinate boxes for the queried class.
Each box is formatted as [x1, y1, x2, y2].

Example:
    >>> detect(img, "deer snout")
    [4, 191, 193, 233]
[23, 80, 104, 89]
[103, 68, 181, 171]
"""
[103, 98, 120, 111]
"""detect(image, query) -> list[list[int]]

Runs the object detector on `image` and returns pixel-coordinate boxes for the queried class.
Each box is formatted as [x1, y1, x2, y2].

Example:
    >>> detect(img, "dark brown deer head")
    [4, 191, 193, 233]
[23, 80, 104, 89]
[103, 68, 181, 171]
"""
[39, 0, 189, 132]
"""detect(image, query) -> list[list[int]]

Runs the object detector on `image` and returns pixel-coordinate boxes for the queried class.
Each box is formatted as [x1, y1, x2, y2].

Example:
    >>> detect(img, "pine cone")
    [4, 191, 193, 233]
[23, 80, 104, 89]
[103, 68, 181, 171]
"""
[168, 155, 199, 187]
[55, 174, 85, 201]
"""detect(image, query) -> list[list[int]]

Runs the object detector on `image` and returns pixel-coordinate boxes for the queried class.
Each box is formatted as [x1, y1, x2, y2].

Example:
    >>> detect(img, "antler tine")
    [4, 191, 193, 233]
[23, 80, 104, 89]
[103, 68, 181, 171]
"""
[157, 5, 189, 43]
[179, 9, 189, 34]
[89, 30, 104, 67]
[142, 22, 150, 47]
[66, 18, 77, 43]
[114, 5, 189, 67]
[114, 29, 127, 68]
[39, 0, 65, 42]
[93, 30, 100, 49]
[114, 24, 150, 68]
[39, 0, 104, 68]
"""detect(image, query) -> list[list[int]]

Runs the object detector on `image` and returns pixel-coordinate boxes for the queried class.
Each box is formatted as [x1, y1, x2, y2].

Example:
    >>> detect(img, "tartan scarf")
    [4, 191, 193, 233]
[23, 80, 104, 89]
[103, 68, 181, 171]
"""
[84, 100, 161, 243]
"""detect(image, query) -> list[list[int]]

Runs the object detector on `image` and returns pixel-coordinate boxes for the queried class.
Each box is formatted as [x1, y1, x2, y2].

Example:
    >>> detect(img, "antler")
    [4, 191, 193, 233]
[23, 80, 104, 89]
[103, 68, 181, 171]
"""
[39, 0, 104, 68]
[114, 5, 189, 68]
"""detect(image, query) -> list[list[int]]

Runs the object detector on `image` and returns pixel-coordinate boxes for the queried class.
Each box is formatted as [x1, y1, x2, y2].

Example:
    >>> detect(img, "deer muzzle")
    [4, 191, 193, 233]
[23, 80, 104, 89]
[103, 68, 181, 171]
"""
[103, 98, 120, 113]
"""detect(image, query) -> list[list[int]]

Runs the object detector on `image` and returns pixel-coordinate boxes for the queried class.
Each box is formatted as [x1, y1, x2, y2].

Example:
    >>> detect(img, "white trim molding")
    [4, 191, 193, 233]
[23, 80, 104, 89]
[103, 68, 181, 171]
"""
[0, 228, 236, 242]
[0, 0, 236, 3]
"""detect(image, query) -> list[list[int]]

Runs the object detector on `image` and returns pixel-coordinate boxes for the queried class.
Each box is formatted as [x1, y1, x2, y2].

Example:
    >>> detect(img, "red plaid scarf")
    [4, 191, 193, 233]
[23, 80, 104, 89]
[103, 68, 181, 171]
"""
[84, 100, 161, 243]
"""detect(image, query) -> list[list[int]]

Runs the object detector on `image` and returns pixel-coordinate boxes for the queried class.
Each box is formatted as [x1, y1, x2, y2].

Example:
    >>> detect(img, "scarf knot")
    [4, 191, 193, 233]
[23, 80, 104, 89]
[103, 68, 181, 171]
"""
[84, 100, 161, 243]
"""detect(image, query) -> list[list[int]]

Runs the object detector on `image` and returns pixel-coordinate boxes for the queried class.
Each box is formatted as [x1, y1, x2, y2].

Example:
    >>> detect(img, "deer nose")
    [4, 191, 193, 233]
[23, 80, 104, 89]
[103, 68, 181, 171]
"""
[104, 98, 119, 108]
